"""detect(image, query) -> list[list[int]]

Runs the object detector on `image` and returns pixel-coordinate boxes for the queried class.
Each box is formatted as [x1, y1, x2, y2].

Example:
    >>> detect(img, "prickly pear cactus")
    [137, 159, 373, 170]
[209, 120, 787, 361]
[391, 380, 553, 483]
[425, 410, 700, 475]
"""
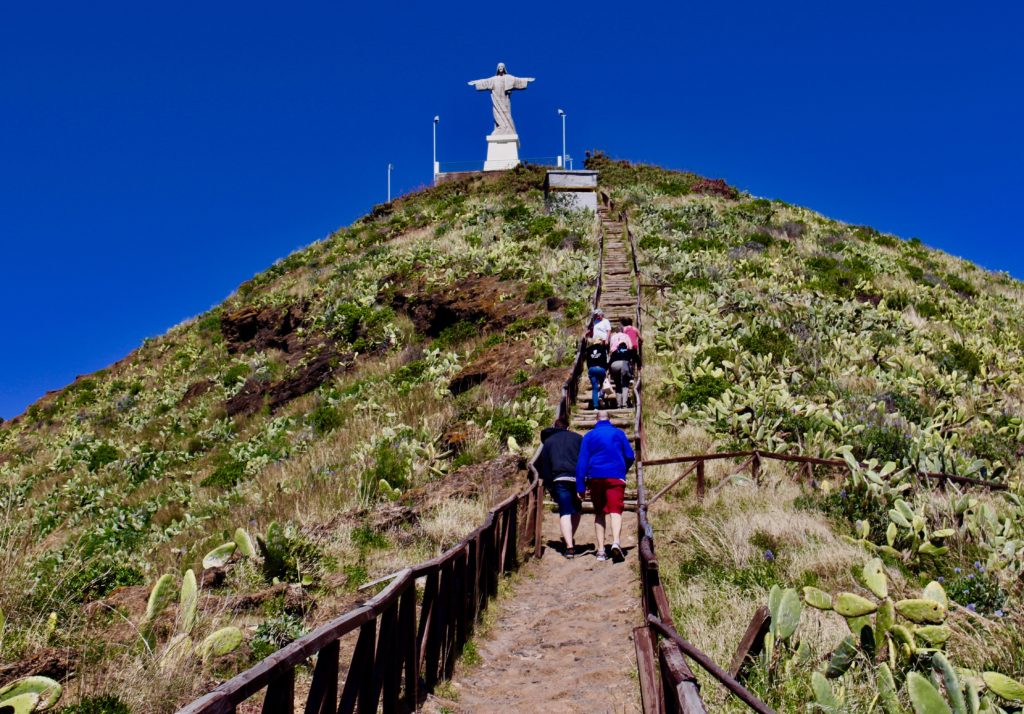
[140, 572, 177, 647]
[896, 598, 946, 624]
[234, 527, 257, 558]
[202, 541, 237, 569]
[982, 672, 1024, 703]
[199, 626, 243, 661]
[0, 676, 63, 712]
[179, 568, 198, 635]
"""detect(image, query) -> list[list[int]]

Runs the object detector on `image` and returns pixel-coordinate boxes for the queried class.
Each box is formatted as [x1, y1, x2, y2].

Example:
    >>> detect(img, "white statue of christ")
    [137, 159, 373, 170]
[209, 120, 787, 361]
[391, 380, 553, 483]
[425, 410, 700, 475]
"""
[468, 63, 535, 137]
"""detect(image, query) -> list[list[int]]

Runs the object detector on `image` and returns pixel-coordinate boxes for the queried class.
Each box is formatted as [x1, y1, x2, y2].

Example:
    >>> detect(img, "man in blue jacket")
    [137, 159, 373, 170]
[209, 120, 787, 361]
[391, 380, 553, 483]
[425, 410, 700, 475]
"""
[576, 410, 635, 562]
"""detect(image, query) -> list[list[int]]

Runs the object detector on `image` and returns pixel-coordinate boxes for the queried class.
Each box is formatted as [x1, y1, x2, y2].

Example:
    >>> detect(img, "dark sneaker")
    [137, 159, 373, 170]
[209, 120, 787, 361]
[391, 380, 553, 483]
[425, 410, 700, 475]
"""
[563, 547, 575, 560]
[610, 543, 624, 562]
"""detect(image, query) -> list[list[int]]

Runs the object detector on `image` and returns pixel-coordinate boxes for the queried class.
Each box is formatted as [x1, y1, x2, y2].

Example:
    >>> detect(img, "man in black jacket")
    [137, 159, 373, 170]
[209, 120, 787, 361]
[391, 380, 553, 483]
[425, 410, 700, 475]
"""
[538, 416, 584, 558]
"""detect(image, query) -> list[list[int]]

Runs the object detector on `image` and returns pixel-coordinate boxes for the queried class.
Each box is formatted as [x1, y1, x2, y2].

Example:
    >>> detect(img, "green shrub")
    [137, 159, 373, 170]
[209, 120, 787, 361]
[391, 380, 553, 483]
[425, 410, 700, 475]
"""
[805, 254, 873, 297]
[435, 320, 479, 348]
[796, 488, 890, 540]
[72, 379, 99, 407]
[524, 281, 554, 303]
[251, 612, 307, 661]
[259, 525, 326, 583]
[391, 359, 428, 395]
[342, 563, 368, 591]
[886, 391, 927, 424]
[32, 554, 144, 608]
[518, 385, 547, 401]
[223, 363, 251, 387]
[679, 236, 724, 252]
[564, 300, 588, 321]
[916, 300, 942, 318]
[678, 374, 729, 407]
[504, 315, 550, 335]
[740, 324, 794, 362]
[57, 694, 131, 714]
[734, 198, 775, 224]
[543, 228, 573, 249]
[88, 444, 120, 472]
[852, 424, 911, 464]
[968, 430, 1015, 470]
[200, 456, 246, 488]
[512, 369, 529, 384]
[695, 345, 732, 368]
[944, 273, 977, 298]
[747, 231, 774, 248]
[351, 525, 389, 551]
[372, 443, 409, 490]
[528, 215, 556, 236]
[885, 291, 910, 311]
[330, 303, 394, 347]
[489, 414, 534, 443]
[639, 234, 668, 251]
[943, 563, 1006, 615]
[935, 343, 981, 379]
[307, 404, 344, 435]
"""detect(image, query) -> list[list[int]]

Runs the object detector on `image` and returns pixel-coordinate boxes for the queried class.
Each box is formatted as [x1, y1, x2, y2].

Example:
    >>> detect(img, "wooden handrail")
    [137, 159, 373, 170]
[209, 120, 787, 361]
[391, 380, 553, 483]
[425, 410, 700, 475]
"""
[648, 616, 777, 714]
[180, 473, 545, 713]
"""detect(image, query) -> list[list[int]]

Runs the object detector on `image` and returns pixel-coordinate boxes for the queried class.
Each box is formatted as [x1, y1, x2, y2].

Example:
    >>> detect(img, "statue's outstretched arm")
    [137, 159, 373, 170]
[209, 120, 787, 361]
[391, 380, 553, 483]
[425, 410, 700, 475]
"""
[468, 79, 493, 90]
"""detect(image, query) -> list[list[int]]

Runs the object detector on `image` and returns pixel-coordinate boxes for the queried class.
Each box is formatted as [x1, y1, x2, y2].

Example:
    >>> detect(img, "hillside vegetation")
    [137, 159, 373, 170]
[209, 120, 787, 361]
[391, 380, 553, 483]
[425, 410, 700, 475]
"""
[585, 153, 1024, 711]
[4, 153, 1024, 712]
[0, 167, 595, 710]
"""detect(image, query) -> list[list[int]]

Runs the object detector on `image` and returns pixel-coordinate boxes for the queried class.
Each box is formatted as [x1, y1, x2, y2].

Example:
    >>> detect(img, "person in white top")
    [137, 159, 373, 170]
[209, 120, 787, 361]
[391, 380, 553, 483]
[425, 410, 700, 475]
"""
[591, 308, 612, 344]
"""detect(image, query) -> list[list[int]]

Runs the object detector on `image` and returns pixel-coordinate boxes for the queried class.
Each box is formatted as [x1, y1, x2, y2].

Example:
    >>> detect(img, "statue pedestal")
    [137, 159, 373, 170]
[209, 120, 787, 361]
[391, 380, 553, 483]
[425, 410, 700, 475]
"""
[484, 133, 520, 171]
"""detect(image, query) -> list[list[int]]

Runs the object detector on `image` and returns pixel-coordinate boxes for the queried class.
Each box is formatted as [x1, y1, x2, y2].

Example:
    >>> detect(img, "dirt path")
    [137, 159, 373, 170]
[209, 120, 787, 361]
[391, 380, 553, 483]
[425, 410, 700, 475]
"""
[424, 510, 642, 713]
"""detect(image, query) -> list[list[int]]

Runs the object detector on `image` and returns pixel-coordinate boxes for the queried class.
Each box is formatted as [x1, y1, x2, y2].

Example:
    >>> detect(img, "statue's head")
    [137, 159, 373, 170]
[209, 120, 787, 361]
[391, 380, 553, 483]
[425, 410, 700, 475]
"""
[496, 62, 506, 75]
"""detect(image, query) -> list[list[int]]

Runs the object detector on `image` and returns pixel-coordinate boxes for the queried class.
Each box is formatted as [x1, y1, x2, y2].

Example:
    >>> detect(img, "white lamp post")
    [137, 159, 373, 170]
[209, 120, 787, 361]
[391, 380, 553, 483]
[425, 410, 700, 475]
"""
[433, 116, 440, 181]
[387, 163, 393, 203]
[557, 109, 566, 169]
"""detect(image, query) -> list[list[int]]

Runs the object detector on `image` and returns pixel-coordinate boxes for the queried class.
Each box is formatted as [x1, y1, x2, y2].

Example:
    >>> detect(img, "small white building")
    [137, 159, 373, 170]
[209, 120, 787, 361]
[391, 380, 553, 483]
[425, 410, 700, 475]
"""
[544, 170, 598, 212]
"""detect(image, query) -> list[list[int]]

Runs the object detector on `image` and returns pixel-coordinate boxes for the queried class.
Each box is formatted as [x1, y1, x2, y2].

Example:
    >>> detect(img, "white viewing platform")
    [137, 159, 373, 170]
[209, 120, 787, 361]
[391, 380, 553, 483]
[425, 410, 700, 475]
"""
[544, 170, 599, 211]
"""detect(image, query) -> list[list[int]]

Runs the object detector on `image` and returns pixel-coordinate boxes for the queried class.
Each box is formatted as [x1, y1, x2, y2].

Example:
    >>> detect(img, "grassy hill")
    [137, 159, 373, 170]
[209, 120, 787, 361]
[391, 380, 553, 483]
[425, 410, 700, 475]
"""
[0, 167, 596, 709]
[587, 154, 1024, 710]
[3, 154, 1024, 711]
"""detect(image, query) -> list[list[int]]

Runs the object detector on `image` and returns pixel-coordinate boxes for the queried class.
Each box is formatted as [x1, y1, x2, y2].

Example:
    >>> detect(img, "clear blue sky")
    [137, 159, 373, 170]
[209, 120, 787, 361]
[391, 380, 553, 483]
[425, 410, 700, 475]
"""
[1, 1, 1021, 419]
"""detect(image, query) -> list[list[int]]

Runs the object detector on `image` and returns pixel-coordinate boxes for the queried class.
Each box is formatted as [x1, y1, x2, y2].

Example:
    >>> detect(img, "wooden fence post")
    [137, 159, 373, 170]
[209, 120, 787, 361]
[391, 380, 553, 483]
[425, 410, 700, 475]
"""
[338, 621, 376, 714]
[398, 584, 418, 709]
[534, 480, 545, 558]
[303, 640, 339, 714]
[634, 625, 665, 714]
[695, 461, 705, 500]
[261, 668, 295, 714]
[658, 642, 706, 714]
[728, 606, 771, 678]
[751, 452, 761, 483]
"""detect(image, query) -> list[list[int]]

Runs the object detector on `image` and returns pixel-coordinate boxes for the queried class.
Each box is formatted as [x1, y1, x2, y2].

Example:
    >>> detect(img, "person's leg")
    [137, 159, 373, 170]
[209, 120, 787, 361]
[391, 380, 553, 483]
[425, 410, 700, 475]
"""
[610, 513, 622, 545]
[571, 512, 581, 537]
[608, 483, 626, 561]
[609, 362, 622, 406]
[588, 367, 602, 409]
[560, 514, 575, 548]
[594, 512, 606, 551]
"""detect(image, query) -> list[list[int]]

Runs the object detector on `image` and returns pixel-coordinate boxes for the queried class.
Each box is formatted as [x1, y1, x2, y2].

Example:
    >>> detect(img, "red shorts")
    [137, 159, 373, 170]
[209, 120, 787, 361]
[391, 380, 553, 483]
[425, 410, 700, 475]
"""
[589, 478, 626, 515]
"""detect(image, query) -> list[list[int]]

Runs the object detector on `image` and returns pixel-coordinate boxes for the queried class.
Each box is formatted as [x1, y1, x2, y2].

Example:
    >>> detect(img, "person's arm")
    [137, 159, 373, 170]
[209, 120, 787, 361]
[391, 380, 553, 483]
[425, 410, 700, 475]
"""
[622, 431, 636, 472]
[537, 445, 551, 483]
[576, 437, 589, 494]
